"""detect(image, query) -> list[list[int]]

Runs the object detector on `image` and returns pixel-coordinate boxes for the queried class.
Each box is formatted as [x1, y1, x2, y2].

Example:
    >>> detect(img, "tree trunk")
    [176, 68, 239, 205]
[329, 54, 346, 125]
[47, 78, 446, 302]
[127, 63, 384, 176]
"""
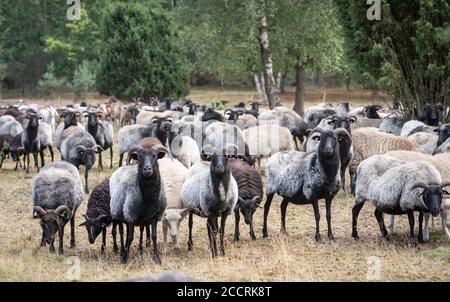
[293, 64, 305, 116]
[280, 73, 287, 93]
[254, 74, 264, 100]
[257, 1, 279, 109]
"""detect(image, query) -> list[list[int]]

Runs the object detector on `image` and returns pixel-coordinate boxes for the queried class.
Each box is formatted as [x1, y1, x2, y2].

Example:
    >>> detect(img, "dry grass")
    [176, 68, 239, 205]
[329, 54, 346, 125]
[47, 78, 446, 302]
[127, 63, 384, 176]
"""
[0, 87, 449, 282]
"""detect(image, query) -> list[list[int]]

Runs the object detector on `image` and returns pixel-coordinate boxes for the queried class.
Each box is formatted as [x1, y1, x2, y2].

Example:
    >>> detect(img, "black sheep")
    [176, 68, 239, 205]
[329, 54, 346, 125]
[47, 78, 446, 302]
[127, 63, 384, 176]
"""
[229, 159, 263, 241]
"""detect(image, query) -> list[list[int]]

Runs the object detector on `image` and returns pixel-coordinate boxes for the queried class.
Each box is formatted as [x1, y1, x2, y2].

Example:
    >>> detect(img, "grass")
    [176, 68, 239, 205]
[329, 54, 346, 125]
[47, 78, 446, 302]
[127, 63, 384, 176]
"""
[0, 87, 449, 282]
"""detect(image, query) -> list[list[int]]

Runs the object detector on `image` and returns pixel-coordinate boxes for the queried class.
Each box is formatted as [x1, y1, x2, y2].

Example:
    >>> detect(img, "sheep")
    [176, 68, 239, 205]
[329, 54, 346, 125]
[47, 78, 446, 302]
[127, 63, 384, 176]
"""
[352, 156, 449, 246]
[0, 119, 23, 137]
[180, 144, 239, 257]
[244, 124, 294, 169]
[304, 106, 337, 129]
[349, 128, 417, 195]
[338, 102, 351, 115]
[0, 115, 16, 128]
[263, 128, 342, 241]
[21, 113, 44, 173]
[419, 103, 445, 126]
[110, 138, 171, 264]
[32, 161, 83, 254]
[6, 133, 24, 170]
[168, 122, 200, 168]
[305, 128, 353, 191]
[203, 122, 249, 161]
[55, 110, 84, 150]
[60, 127, 101, 194]
[38, 121, 54, 166]
[229, 159, 263, 241]
[79, 179, 116, 253]
[349, 105, 383, 119]
[120, 105, 140, 127]
[118, 116, 173, 167]
[224, 108, 258, 130]
[84, 111, 114, 169]
[436, 123, 450, 147]
[382, 150, 450, 239]
[0, 134, 14, 169]
[352, 117, 382, 129]
[200, 108, 224, 123]
[39, 105, 59, 133]
[400, 120, 436, 137]
[316, 114, 357, 134]
[158, 157, 189, 253]
[407, 132, 438, 155]
[378, 116, 409, 135]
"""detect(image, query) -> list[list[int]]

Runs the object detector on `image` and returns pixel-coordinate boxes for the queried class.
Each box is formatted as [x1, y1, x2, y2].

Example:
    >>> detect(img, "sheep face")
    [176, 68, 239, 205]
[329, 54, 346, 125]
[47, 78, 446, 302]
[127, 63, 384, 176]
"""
[201, 108, 223, 122]
[362, 105, 382, 119]
[85, 111, 103, 129]
[225, 109, 244, 121]
[413, 183, 448, 217]
[77, 146, 99, 169]
[25, 113, 43, 129]
[328, 115, 357, 133]
[33, 206, 70, 246]
[318, 131, 339, 158]
[128, 145, 171, 178]
[163, 209, 189, 237]
[423, 103, 444, 126]
[61, 111, 79, 129]
[79, 214, 108, 244]
[238, 196, 261, 225]
[152, 117, 173, 135]
[128, 107, 140, 124]
[436, 123, 450, 147]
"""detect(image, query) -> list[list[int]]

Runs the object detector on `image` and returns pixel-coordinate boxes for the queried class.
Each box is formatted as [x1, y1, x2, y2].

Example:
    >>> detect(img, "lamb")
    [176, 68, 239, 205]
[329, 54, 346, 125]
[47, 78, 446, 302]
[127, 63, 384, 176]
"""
[180, 145, 239, 257]
[60, 127, 101, 193]
[263, 128, 342, 241]
[229, 159, 263, 241]
[110, 138, 171, 264]
[118, 116, 173, 167]
[84, 111, 114, 169]
[352, 156, 449, 246]
[158, 157, 189, 253]
[32, 161, 83, 254]
[349, 128, 416, 195]
[243, 124, 294, 169]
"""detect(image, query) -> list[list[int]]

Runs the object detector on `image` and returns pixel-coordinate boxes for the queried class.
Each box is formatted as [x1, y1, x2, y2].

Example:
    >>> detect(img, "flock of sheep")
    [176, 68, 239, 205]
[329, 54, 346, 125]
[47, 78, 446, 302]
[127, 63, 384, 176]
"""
[0, 98, 449, 265]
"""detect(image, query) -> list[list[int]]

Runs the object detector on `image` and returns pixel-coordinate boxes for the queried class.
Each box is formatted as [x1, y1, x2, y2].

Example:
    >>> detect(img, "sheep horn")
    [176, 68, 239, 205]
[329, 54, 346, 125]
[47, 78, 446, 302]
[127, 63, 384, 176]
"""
[126, 145, 145, 165]
[54, 205, 70, 217]
[151, 145, 173, 160]
[76, 145, 87, 153]
[436, 103, 444, 111]
[95, 145, 104, 153]
[334, 128, 351, 139]
[33, 206, 46, 218]
[411, 182, 430, 191]
[441, 181, 450, 189]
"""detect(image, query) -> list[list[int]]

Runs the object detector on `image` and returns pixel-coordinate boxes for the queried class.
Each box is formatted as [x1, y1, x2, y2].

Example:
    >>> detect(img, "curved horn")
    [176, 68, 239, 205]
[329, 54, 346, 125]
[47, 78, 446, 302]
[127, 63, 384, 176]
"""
[54, 205, 70, 216]
[95, 145, 104, 153]
[126, 145, 145, 165]
[151, 144, 173, 160]
[33, 206, 46, 218]
[411, 182, 430, 191]
[436, 103, 444, 111]
[441, 181, 450, 188]
[334, 128, 351, 139]
[76, 145, 87, 153]
[225, 143, 239, 155]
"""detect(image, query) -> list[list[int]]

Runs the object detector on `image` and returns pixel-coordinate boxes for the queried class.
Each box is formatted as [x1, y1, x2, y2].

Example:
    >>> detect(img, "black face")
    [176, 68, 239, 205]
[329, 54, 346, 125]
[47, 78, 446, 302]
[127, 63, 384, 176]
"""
[363, 106, 382, 119]
[239, 197, 260, 225]
[153, 117, 173, 134]
[211, 153, 228, 174]
[62, 112, 78, 129]
[201, 109, 223, 122]
[251, 102, 259, 111]
[421, 186, 443, 217]
[226, 110, 241, 121]
[436, 124, 450, 147]
[328, 115, 356, 133]
[423, 104, 443, 126]
[130, 108, 139, 122]
[87, 112, 99, 128]
[79, 148, 97, 169]
[25, 113, 41, 128]
[318, 131, 338, 158]
[130, 148, 164, 178]
[80, 217, 105, 244]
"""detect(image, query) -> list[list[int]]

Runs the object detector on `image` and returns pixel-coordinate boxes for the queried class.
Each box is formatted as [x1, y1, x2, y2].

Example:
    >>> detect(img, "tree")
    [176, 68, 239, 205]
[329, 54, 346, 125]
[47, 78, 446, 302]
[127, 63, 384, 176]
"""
[335, 0, 450, 115]
[71, 60, 97, 99]
[37, 62, 66, 98]
[96, 2, 190, 101]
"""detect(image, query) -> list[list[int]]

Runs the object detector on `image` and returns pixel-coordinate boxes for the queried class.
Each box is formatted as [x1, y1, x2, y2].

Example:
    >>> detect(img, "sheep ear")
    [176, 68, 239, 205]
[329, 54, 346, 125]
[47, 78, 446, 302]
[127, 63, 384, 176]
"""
[251, 196, 262, 206]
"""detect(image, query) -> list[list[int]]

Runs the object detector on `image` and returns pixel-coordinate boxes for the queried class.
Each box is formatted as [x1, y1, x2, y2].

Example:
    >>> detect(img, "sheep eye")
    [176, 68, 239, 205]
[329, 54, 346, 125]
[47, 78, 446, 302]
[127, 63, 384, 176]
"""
[313, 137, 321, 142]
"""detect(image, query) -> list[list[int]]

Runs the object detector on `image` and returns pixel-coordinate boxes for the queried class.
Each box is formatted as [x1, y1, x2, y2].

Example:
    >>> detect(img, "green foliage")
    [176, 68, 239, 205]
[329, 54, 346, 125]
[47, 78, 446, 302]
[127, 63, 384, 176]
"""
[335, 0, 450, 113]
[37, 62, 67, 97]
[96, 1, 190, 101]
[71, 60, 97, 97]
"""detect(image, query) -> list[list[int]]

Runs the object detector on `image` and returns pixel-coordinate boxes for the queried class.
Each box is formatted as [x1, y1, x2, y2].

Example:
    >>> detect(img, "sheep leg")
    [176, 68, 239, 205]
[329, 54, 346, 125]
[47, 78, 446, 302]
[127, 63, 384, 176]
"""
[25, 153, 30, 173]
[112, 222, 119, 254]
[418, 211, 424, 243]
[151, 222, 161, 264]
[84, 168, 89, 194]
[250, 220, 256, 240]
[423, 213, 430, 241]
[188, 213, 194, 251]
[119, 223, 125, 257]
[325, 197, 334, 241]
[14, 159, 19, 171]
[145, 225, 151, 247]
[262, 193, 275, 238]
[101, 227, 107, 254]
[219, 213, 227, 256]
[163, 221, 168, 253]
[280, 198, 289, 235]
[118, 153, 124, 167]
[39, 149, 45, 168]
[441, 211, 450, 238]
[33, 151, 39, 172]
[374, 209, 389, 240]
[407, 211, 418, 247]
[387, 215, 395, 234]
[138, 226, 144, 254]
[352, 202, 365, 240]
[48, 145, 54, 162]
[122, 223, 134, 264]
[109, 146, 113, 169]
[312, 200, 321, 242]
[350, 172, 356, 196]
[340, 169, 346, 193]
[70, 215, 76, 248]
[206, 217, 216, 258]
[234, 208, 240, 242]
[49, 238, 56, 254]
[58, 224, 64, 255]
[293, 136, 299, 151]
[40, 229, 46, 247]
[98, 151, 103, 171]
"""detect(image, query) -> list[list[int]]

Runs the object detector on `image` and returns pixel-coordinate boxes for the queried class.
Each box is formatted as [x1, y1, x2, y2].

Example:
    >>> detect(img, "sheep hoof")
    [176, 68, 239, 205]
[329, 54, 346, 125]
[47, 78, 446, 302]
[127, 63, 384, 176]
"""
[70, 241, 76, 249]
[251, 235, 257, 241]
[328, 233, 335, 241]
[315, 234, 322, 242]
[411, 238, 419, 248]
[113, 246, 119, 254]
[234, 235, 240, 242]
[352, 234, 360, 241]
[262, 233, 269, 239]
[153, 253, 162, 265]
[58, 249, 64, 255]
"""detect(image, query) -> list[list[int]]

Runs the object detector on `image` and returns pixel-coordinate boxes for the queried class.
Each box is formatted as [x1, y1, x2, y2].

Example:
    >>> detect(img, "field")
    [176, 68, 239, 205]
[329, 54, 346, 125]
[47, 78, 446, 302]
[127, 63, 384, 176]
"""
[0, 87, 449, 282]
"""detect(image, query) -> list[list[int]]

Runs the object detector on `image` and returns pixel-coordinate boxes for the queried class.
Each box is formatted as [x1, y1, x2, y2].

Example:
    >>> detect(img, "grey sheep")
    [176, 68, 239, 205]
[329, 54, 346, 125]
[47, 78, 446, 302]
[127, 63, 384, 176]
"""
[60, 127, 101, 193]
[352, 155, 450, 246]
[0, 119, 23, 137]
[400, 120, 436, 137]
[84, 111, 114, 169]
[32, 161, 83, 254]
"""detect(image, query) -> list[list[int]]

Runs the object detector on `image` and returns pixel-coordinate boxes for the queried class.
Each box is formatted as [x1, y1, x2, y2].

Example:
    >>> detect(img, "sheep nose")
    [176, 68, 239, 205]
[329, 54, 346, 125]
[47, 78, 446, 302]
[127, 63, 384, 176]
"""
[431, 209, 440, 217]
